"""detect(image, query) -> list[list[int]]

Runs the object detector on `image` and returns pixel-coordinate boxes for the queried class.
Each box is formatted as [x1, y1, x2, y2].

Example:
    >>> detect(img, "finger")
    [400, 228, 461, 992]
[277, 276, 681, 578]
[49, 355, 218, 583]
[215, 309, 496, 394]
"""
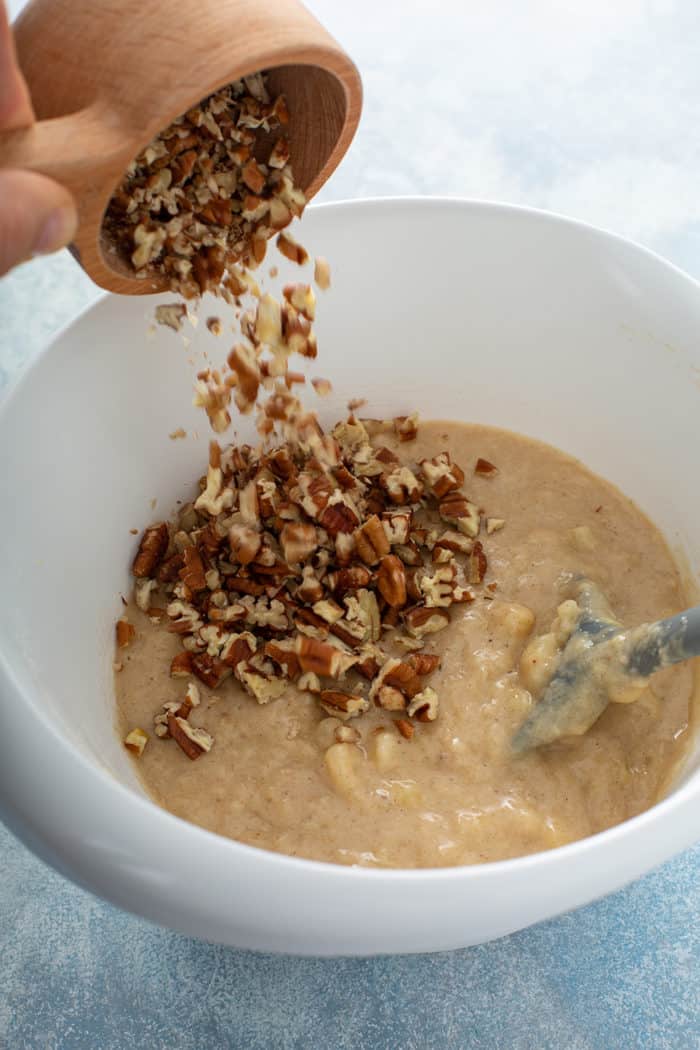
[0, 1, 34, 129]
[0, 169, 77, 276]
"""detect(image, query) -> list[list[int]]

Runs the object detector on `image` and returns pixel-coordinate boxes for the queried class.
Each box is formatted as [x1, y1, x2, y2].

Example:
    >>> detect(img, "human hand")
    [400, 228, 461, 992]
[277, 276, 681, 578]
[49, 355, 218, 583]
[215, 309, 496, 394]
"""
[0, 1, 77, 276]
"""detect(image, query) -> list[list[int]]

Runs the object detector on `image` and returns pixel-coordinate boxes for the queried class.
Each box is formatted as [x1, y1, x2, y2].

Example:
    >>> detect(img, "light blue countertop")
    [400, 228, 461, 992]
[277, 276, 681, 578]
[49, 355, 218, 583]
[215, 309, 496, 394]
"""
[2, 1, 699, 1047]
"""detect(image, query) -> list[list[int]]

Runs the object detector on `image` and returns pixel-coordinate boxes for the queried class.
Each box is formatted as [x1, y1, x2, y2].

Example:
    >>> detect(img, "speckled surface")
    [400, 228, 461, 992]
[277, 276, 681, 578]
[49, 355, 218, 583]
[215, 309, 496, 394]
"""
[2, 825, 699, 1050]
[2, 0, 700, 1046]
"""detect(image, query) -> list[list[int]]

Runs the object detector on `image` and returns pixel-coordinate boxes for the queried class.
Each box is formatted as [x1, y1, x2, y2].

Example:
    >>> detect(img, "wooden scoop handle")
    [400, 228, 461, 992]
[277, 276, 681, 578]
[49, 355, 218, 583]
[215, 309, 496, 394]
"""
[0, 104, 129, 198]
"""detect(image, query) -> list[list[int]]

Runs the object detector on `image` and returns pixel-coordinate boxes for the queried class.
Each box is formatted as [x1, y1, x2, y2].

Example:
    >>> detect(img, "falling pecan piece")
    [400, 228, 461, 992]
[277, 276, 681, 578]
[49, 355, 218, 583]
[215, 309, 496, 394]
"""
[132, 523, 169, 578]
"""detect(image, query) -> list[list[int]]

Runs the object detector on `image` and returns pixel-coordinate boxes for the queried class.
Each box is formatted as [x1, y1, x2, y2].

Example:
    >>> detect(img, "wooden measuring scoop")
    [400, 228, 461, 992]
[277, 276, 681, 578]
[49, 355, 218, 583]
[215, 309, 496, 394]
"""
[1, 0, 362, 294]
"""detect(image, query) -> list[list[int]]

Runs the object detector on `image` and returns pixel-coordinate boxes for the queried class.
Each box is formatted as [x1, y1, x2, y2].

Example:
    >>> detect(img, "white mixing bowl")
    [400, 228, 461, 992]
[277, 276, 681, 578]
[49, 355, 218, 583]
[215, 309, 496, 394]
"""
[1, 198, 699, 956]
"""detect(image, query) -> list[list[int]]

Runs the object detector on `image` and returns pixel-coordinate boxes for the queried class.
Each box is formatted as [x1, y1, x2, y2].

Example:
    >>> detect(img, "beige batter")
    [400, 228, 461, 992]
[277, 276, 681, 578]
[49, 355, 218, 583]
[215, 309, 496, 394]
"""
[115, 422, 696, 867]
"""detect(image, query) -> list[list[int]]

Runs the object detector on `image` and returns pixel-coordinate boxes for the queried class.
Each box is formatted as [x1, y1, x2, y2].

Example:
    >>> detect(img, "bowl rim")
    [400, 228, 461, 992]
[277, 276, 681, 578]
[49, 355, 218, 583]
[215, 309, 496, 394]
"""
[1, 194, 699, 887]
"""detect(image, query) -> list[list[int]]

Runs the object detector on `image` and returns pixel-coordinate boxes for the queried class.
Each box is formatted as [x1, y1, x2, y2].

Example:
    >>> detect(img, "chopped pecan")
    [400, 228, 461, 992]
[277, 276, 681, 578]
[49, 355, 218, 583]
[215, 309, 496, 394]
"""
[312, 598, 344, 624]
[294, 606, 329, 635]
[195, 460, 233, 516]
[407, 652, 440, 676]
[183, 681, 201, 709]
[280, 522, 318, 564]
[382, 660, 423, 700]
[319, 690, 369, 719]
[227, 343, 261, 412]
[225, 575, 267, 597]
[116, 619, 135, 648]
[268, 136, 290, 169]
[344, 589, 381, 642]
[367, 656, 401, 704]
[475, 457, 498, 476]
[179, 545, 207, 592]
[295, 565, 324, 603]
[168, 715, 213, 759]
[393, 413, 418, 442]
[333, 464, 358, 491]
[419, 453, 465, 498]
[229, 523, 262, 565]
[452, 585, 475, 603]
[376, 685, 407, 711]
[238, 478, 260, 524]
[266, 446, 296, 481]
[241, 157, 266, 193]
[295, 472, 333, 519]
[256, 476, 279, 519]
[374, 445, 399, 467]
[283, 282, 316, 320]
[155, 303, 187, 331]
[132, 523, 169, 578]
[404, 606, 450, 638]
[405, 567, 422, 601]
[364, 486, 387, 516]
[157, 552, 185, 582]
[468, 541, 488, 584]
[382, 466, 423, 504]
[314, 256, 331, 290]
[198, 523, 225, 554]
[238, 595, 288, 628]
[221, 632, 256, 669]
[382, 511, 412, 546]
[190, 653, 233, 688]
[407, 686, 439, 722]
[154, 700, 188, 737]
[330, 533, 352, 569]
[333, 418, 370, 454]
[355, 514, 391, 565]
[326, 565, 372, 595]
[312, 377, 333, 398]
[420, 565, 456, 608]
[295, 636, 344, 677]
[298, 670, 322, 694]
[395, 718, 414, 740]
[486, 517, 505, 535]
[433, 529, 473, 555]
[319, 492, 360, 537]
[329, 620, 366, 646]
[124, 728, 149, 756]
[237, 665, 288, 704]
[251, 556, 292, 581]
[376, 554, 407, 607]
[264, 639, 301, 678]
[356, 654, 380, 680]
[277, 231, 309, 265]
[438, 494, 480, 538]
[431, 545, 453, 565]
[134, 578, 157, 612]
[166, 598, 203, 635]
[393, 540, 423, 567]
[170, 652, 194, 677]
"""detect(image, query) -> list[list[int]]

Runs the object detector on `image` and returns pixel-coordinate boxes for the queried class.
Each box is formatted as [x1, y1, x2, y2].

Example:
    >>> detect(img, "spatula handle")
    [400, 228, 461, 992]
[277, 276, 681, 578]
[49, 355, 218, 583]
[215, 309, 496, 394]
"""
[627, 606, 700, 676]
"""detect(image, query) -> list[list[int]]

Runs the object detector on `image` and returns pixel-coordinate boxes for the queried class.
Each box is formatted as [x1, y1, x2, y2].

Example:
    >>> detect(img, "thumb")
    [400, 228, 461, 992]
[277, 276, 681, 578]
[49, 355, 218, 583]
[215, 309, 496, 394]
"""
[0, 169, 78, 276]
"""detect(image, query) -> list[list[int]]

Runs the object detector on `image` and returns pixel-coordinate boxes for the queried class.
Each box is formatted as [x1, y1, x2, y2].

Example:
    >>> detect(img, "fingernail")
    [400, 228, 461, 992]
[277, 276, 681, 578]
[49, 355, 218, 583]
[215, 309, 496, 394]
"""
[33, 206, 78, 255]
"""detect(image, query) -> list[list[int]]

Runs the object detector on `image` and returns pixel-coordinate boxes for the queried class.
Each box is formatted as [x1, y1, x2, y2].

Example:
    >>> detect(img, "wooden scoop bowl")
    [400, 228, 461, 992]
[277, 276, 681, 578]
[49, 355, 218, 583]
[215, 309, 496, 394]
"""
[1, 0, 362, 295]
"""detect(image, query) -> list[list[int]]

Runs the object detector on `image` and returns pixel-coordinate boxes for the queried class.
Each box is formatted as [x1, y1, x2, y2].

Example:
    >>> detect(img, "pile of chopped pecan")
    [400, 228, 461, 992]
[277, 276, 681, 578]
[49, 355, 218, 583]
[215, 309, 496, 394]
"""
[103, 73, 304, 298]
[123, 414, 494, 760]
